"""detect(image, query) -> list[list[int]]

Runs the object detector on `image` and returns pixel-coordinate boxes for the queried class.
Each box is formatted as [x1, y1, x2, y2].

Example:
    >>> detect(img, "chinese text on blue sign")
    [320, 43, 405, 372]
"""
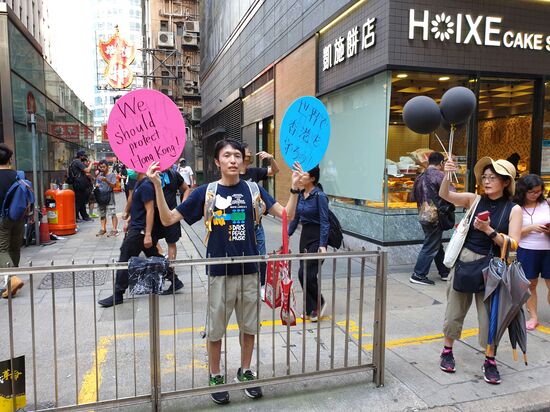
[280, 96, 331, 172]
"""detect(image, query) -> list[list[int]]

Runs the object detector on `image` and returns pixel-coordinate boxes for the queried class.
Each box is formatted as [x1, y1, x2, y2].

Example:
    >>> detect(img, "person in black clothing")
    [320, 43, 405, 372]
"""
[0, 144, 25, 298]
[69, 150, 94, 221]
[98, 172, 162, 307]
[239, 143, 280, 300]
[155, 166, 190, 294]
[439, 156, 522, 385]
[288, 166, 329, 322]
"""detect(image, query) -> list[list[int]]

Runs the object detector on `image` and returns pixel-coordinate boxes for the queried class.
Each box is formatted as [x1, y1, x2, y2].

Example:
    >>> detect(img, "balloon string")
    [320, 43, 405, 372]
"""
[434, 133, 459, 183]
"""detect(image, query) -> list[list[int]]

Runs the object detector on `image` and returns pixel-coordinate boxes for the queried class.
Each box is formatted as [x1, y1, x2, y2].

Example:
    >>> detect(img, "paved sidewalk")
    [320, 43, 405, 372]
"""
[3, 191, 550, 411]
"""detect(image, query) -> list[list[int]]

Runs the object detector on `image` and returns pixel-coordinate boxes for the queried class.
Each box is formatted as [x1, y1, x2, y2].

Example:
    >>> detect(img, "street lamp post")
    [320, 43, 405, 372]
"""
[29, 114, 41, 245]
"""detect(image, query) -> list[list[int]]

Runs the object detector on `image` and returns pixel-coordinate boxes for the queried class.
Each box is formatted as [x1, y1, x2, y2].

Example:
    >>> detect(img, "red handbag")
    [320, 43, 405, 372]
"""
[264, 210, 296, 325]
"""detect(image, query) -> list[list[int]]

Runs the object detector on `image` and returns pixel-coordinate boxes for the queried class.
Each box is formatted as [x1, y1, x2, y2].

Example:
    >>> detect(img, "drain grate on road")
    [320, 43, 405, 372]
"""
[38, 270, 110, 289]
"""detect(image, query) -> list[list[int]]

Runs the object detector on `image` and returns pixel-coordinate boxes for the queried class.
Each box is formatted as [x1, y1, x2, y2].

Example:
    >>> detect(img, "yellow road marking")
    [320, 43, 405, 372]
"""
[77, 336, 112, 404]
[536, 324, 550, 334]
[362, 329, 479, 351]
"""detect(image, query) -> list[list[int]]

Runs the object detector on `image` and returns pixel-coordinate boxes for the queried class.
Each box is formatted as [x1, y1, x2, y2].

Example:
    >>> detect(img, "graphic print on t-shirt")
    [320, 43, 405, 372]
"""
[212, 192, 248, 242]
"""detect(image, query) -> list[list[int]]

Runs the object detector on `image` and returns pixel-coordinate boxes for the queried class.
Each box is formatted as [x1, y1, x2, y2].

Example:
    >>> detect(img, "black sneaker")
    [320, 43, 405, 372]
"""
[236, 368, 262, 399]
[209, 374, 229, 404]
[161, 277, 184, 295]
[482, 359, 501, 384]
[440, 273, 449, 281]
[440, 350, 456, 373]
[98, 292, 124, 308]
[410, 273, 435, 285]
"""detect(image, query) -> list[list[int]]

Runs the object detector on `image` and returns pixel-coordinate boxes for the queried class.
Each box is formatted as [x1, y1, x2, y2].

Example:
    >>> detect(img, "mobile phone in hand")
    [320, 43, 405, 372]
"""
[477, 211, 490, 221]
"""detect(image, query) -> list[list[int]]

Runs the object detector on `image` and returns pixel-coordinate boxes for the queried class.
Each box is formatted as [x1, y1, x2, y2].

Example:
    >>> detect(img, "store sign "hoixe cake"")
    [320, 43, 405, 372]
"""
[409, 9, 550, 51]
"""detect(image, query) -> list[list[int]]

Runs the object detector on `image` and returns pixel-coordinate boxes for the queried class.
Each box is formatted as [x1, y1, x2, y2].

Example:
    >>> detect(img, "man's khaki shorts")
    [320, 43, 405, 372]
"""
[207, 274, 260, 342]
[98, 202, 116, 218]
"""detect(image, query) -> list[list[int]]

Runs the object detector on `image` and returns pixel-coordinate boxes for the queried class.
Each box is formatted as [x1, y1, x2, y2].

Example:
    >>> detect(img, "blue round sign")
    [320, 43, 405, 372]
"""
[280, 96, 331, 172]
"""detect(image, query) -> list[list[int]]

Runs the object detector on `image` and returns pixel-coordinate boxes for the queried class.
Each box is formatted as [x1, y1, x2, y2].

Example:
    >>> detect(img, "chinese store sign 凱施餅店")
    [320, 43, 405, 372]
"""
[322, 17, 376, 71]
[409, 9, 550, 51]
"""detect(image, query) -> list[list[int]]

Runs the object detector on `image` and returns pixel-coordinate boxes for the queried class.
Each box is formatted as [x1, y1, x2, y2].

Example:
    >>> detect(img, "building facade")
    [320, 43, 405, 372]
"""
[200, 0, 550, 261]
[0, 3, 93, 204]
[93, 0, 144, 159]
[148, 0, 202, 179]
[0, 0, 51, 63]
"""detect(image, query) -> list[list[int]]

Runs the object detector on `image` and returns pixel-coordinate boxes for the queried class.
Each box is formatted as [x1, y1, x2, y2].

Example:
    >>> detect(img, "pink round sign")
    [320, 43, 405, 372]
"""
[107, 89, 186, 173]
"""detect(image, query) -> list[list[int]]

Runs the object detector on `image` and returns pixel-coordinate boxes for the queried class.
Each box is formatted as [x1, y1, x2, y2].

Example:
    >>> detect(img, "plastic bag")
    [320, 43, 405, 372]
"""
[128, 256, 169, 295]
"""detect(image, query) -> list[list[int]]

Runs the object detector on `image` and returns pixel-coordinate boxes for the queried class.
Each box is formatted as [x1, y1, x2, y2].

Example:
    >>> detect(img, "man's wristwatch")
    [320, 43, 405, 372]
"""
[290, 188, 300, 194]
[489, 230, 498, 239]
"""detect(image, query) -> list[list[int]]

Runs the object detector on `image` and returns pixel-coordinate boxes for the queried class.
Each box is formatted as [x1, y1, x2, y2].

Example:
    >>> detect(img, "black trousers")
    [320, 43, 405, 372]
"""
[298, 224, 325, 315]
[115, 229, 162, 293]
[75, 187, 91, 219]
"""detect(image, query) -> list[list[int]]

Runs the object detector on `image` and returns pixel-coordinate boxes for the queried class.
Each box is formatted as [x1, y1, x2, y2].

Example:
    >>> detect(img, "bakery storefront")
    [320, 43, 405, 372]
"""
[317, 0, 550, 246]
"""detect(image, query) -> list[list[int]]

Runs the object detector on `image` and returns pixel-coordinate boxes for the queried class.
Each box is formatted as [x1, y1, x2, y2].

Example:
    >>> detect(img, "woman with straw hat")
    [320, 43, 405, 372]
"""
[438, 156, 522, 385]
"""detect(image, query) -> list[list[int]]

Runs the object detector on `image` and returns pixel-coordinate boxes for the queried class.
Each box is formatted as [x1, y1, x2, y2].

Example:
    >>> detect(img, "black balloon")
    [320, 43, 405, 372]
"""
[440, 86, 476, 125]
[402, 96, 441, 134]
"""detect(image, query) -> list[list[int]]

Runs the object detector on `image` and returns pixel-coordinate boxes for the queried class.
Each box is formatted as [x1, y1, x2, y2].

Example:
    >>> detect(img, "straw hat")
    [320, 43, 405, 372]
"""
[473, 156, 516, 195]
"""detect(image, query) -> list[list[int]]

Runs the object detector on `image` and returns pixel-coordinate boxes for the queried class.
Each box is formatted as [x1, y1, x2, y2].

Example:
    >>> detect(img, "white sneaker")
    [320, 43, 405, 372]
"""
[319, 299, 328, 318]
[260, 286, 265, 301]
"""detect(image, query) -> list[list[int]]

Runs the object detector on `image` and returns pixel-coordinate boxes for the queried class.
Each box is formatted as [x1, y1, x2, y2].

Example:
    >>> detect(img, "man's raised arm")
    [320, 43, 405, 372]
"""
[147, 162, 184, 226]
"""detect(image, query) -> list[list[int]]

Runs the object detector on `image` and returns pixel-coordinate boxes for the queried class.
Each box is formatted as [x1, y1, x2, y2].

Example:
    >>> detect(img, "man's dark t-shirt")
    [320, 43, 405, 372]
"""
[0, 170, 17, 208]
[129, 179, 155, 231]
[161, 168, 184, 209]
[70, 159, 92, 190]
[240, 167, 268, 183]
[176, 180, 275, 275]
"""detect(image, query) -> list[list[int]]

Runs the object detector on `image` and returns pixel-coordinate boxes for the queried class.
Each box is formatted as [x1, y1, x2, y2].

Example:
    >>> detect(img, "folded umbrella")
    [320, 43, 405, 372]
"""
[508, 308, 528, 365]
[483, 256, 507, 354]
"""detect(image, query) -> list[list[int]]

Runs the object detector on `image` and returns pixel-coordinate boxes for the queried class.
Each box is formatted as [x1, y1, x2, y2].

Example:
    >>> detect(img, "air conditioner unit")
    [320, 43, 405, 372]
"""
[182, 86, 197, 95]
[184, 21, 199, 33]
[182, 34, 198, 47]
[157, 31, 175, 48]
[191, 106, 202, 122]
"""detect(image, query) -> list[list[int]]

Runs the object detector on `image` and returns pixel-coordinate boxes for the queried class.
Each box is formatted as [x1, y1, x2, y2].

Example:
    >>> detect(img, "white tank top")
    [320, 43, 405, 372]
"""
[519, 201, 550, 250]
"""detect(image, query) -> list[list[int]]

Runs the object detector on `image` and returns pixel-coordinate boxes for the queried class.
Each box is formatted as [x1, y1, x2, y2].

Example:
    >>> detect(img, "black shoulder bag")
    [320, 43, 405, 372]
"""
[453, 201, 512, 293]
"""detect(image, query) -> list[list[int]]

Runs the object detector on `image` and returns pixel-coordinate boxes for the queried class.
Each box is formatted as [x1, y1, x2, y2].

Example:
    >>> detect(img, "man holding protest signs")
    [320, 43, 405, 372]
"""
[147, 139, 302, 405]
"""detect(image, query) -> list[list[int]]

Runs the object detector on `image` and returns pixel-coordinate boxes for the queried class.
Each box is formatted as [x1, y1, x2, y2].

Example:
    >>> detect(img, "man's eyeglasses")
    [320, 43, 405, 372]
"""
[481, 175, 499, 182]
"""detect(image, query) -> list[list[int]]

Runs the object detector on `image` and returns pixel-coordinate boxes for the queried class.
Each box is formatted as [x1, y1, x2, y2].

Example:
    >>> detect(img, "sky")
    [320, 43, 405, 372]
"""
[48, 0, 96, 108]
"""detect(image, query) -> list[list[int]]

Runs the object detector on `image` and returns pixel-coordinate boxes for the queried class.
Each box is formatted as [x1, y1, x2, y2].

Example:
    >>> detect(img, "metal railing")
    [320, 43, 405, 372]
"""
[0, 249, 387, 411]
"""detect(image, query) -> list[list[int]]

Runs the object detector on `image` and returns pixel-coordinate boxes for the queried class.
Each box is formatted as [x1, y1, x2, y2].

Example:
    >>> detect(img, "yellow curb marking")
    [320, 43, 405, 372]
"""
[362, 328, 479, 351]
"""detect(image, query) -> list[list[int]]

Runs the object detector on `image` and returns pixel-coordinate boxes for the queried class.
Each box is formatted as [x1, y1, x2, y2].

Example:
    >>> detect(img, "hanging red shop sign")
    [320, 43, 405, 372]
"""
[98, 26, 136, 89]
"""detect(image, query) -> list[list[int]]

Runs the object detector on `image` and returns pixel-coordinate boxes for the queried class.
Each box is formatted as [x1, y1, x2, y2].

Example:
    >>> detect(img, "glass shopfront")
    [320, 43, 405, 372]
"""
[319, 69, 546, 243]
[542, 81, 550, 195]
[3, 18, 93, 192]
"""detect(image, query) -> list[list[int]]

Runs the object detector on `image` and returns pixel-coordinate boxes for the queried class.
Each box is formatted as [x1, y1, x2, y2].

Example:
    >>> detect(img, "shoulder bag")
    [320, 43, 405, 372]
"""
[452, 202, 513, 293]
[443, 195, 481, 268]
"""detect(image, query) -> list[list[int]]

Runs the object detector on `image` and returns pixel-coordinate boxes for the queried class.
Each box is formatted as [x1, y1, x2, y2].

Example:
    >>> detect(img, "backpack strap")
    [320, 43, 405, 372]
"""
[203, 182, 218, 244]
[244, 180, 266, 226]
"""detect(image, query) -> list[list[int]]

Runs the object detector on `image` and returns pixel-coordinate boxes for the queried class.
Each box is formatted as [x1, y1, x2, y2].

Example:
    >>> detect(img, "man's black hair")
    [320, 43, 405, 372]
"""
[214, 139, 245, 160]
[428, 151, 445, 165]
[0, 144, 14, 165]
[99, 159, 108, 166]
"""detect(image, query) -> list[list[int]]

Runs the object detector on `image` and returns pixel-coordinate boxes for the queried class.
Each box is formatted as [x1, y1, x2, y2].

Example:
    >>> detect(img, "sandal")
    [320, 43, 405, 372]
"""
[526, 319, 539, 331]
[96, 229, 107, 237]
[107, 230, 119, 237]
